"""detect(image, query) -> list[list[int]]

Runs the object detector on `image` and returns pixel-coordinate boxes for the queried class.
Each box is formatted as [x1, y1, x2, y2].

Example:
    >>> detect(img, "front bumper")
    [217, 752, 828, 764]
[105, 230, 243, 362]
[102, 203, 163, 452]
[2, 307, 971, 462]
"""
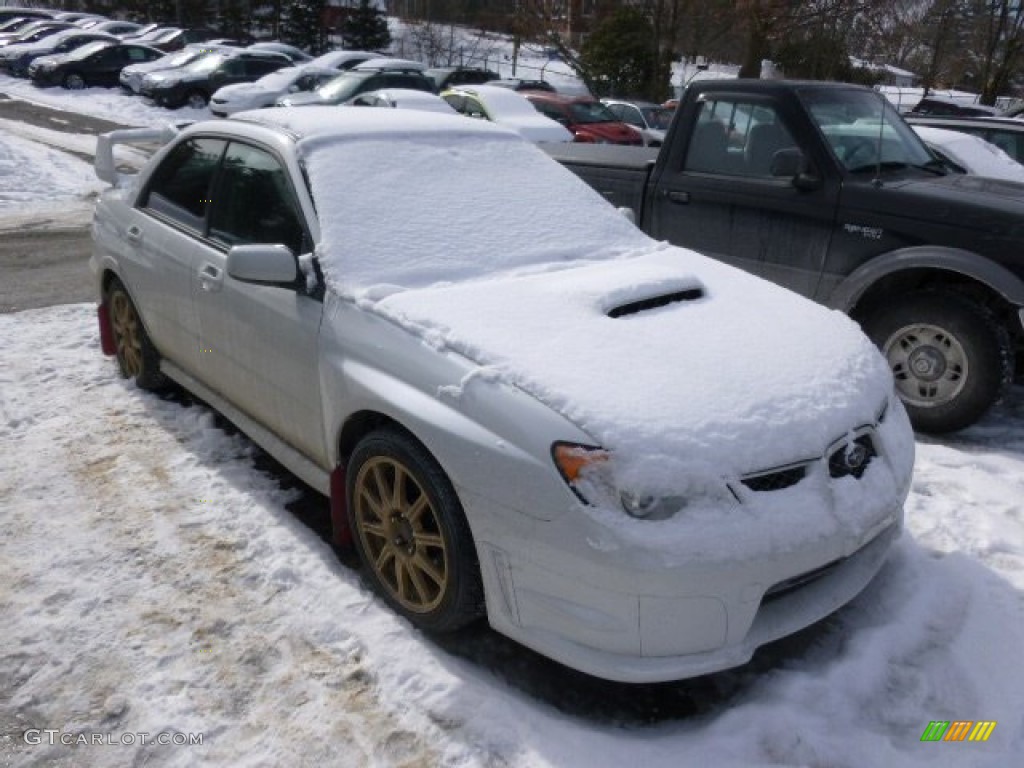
[29, 68, 61, 87]
[474, 510, 900, 683]
[463, 402, 913, 683]
[140, 83, 187, 108]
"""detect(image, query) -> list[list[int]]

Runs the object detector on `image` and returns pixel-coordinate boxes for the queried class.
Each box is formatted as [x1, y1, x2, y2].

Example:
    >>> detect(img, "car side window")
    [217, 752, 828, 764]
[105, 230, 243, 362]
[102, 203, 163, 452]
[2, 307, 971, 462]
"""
[982, 129, 1022, 163]
[684, 99, 798, 178]
[442, 93, 465, 113]
[142, 138, 226, 232]
[464, 96, 486, 118]
[207, 142, 306, 254]
[622, 106, 644, 127]
[248, 59, 281, 77]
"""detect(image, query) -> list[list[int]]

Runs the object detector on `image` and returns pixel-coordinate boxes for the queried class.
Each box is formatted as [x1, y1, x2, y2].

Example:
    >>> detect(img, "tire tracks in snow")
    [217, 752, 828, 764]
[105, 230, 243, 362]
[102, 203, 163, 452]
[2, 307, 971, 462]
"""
[0, 310, 451, 768]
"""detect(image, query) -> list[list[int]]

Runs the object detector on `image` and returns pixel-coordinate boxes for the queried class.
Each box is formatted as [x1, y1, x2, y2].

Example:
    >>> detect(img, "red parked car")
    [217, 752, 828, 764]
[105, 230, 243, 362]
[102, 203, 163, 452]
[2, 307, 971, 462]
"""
[522, 92, 643, 145]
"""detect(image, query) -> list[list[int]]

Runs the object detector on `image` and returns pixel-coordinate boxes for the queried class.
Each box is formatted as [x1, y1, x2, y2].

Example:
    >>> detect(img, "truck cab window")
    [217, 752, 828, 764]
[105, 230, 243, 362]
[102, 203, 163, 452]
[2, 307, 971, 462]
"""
[685, 99, 798, 178]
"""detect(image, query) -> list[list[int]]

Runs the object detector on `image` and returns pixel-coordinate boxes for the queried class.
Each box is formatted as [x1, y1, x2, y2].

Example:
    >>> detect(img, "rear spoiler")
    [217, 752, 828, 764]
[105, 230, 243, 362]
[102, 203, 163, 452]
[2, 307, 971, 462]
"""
[94, 123, 186, 186]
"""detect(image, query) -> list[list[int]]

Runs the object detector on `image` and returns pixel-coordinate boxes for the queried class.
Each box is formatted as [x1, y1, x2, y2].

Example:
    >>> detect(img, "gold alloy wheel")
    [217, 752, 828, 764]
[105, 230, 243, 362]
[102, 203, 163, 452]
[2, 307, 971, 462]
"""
[109, 291, 144, 378]
[353, 456, 449, 613]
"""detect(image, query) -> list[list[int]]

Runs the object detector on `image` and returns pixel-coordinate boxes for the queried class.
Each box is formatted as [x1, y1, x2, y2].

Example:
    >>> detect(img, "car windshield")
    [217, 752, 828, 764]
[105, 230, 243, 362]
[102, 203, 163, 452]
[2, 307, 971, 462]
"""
[800, 88, 935, 173]
[640, 106, 673, 130]
[317, 71, 365, 101]
[67, 40, 112, 60]
[302, 127, 650, 292]
[161, 49, 202, 68]
[567, 101, 619, 124]
[185, 53, 226, 74]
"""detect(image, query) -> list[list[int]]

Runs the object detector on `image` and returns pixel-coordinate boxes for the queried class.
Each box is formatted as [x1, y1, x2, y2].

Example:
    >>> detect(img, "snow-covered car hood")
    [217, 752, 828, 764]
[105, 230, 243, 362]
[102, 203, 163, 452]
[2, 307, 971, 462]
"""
[213, 81, 268, 99]
[368, 247, 893, 489]
[912, 125, 1024, 182]
[276, 110, 893, 492]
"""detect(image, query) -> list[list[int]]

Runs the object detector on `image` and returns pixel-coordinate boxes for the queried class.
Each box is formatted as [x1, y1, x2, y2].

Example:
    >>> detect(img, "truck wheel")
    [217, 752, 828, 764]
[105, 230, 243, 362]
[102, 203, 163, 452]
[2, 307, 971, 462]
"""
[347, 428, 484, 633]
[106, 281, 167, 391]
[863, 292, 1011, 433]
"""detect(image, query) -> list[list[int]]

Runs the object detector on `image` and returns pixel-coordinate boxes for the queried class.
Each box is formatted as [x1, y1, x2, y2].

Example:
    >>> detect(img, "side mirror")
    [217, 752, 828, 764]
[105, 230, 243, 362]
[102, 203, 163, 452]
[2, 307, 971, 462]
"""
[771, 148, 821, 190]
[226, 244, 297, 285]
[616, 207, 636, 225]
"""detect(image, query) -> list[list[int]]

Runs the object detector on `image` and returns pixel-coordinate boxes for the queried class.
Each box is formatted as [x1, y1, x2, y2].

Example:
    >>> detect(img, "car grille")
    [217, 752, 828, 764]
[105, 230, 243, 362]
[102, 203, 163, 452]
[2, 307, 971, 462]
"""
[740, 464, 808, 492]
[736, 418, 883, 496]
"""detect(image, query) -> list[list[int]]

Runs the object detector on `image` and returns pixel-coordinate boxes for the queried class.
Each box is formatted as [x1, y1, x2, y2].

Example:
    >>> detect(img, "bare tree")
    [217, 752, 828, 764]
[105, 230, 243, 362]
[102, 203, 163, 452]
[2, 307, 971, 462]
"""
[969, 0, 1024, 103]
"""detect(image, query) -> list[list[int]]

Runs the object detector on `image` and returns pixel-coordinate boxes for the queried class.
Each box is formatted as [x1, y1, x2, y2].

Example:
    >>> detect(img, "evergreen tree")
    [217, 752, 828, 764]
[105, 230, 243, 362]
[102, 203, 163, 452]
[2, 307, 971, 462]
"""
[580, 7, 657, 99]
[341, 0, 392, 52]
[282, 0, 328, 54]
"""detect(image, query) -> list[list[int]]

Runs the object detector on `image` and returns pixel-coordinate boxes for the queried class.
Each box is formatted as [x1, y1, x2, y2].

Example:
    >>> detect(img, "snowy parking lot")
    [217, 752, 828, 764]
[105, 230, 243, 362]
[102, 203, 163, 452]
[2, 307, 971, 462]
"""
[1, 75, 1023, 767]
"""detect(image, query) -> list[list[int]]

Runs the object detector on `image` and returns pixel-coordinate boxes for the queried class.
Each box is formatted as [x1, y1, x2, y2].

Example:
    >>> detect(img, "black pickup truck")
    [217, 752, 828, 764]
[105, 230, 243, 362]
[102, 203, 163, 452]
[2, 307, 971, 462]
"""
[544, 79, 1024, 433]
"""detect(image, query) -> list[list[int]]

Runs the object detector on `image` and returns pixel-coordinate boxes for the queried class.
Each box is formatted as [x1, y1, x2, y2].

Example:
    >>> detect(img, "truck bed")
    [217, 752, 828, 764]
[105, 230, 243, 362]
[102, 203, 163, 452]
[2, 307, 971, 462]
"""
[542, 144, 658, 216]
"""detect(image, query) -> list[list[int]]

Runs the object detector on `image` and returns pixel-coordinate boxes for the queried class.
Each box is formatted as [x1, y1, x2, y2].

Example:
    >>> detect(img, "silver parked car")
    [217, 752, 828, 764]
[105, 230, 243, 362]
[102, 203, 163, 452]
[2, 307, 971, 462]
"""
[90, 109, 913, 683]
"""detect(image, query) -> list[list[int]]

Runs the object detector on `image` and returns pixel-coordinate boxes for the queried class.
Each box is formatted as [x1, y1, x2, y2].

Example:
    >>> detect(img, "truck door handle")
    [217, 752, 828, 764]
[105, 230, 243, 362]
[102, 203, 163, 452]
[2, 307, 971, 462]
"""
[126, 225, 142, 241]
[198, 263, 223, 292]
[665, 190, 690, 204]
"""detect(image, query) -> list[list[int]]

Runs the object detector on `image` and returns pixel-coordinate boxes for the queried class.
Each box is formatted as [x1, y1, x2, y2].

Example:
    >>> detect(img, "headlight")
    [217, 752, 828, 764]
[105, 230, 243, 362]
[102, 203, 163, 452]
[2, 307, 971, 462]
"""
[552, 441, 684, 521]
[618, 491, 684, 520]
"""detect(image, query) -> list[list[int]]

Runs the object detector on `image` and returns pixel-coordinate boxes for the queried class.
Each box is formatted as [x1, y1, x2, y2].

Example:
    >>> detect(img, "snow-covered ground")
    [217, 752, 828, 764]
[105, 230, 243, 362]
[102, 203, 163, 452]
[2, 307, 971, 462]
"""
[2, 305, 1022, 767]
[2, 62, 1024, 767]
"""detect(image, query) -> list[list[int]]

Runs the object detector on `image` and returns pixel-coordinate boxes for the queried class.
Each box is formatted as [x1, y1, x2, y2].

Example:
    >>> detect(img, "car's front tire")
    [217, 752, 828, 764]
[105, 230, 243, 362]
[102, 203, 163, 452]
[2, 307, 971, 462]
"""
[62, 72, 85, 90]
[864, 291, 1012, 433]
[106, 281, 167, 391]
[347, 428, 484, 633]
[184, 90, 208, 109]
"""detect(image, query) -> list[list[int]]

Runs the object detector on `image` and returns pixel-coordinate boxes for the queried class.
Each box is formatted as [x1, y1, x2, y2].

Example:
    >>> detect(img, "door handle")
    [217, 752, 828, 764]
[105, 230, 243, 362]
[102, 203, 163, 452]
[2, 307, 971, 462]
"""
[665, 190, 690, 204]
[198, 263, 223, 292]
[126, 225, 142, 241]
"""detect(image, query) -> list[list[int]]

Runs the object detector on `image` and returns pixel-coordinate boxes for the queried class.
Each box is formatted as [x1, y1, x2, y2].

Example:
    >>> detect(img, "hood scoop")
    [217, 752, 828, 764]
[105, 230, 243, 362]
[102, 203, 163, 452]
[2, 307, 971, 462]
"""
[606, 285, 704, 318]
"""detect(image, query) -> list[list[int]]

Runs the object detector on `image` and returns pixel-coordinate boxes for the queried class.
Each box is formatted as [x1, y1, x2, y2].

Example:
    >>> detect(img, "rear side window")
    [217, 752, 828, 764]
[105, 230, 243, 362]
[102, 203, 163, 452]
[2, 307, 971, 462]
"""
[246, 58, 283, 77]
[387, 73, 434, 92]
[442, 93, 466, 113]
[142, 138, 226, 232]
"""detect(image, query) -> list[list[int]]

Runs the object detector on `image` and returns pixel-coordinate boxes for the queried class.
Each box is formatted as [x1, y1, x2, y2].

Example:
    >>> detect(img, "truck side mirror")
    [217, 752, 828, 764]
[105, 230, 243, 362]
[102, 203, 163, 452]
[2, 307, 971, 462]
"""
[771, 148, 820, 190]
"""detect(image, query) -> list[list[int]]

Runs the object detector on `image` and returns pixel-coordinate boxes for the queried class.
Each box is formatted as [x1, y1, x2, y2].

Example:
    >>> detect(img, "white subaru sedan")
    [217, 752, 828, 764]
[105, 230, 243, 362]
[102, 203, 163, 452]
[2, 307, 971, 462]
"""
[90, 108, 914, 683]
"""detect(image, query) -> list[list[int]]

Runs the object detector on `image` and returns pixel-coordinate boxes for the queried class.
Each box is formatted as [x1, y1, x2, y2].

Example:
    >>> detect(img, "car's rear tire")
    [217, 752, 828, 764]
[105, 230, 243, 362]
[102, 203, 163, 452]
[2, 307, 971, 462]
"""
[347, 428, 484, 633]
[185, 90, 208, 109]
[62, 72, 85, 90]
[106, 281, 167, 391]
[863, 291, 1011, 433]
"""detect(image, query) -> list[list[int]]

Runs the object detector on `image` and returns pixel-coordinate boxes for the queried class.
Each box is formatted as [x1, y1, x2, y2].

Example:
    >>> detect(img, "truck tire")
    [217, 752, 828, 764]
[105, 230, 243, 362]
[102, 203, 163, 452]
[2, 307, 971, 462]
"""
[863, 292, 1011, 433]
